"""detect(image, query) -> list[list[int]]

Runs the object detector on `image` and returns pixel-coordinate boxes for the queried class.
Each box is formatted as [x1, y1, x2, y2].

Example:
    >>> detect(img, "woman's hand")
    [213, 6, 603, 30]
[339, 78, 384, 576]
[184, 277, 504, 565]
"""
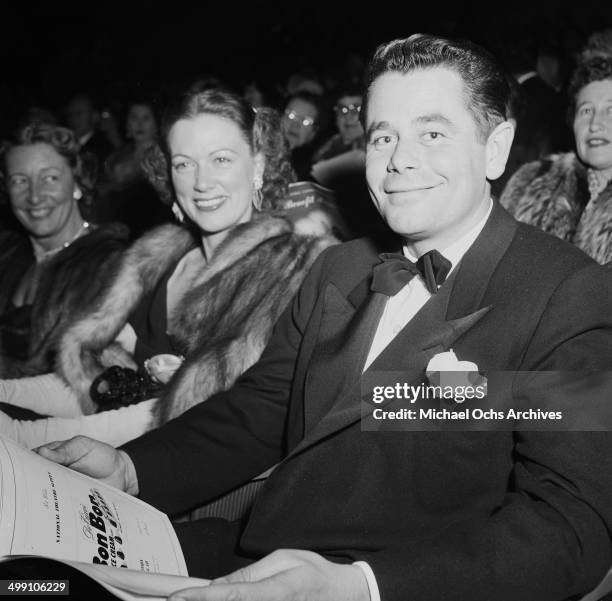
[35, 435, 139, 494]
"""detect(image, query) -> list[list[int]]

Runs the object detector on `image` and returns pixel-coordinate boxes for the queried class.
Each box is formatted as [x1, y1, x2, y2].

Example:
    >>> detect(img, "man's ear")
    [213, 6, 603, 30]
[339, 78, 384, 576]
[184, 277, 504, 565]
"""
[484, 120, 515, 181]
[254, 153, 265, 188]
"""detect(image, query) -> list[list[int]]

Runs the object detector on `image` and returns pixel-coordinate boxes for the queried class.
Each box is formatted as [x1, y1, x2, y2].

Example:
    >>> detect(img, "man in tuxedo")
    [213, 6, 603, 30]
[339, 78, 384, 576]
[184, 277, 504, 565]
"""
[41, 35, 612, 601]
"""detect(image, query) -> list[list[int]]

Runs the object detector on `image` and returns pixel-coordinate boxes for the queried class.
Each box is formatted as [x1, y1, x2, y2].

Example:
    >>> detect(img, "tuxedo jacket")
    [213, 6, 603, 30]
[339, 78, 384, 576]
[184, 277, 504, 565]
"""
[124, 202, 612, 601]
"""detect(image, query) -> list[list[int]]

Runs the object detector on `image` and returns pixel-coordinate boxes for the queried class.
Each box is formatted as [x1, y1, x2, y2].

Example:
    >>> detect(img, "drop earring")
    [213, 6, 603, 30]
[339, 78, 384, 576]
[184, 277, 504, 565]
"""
[252, 177, 263, 211]
[172, 202, 185, 223]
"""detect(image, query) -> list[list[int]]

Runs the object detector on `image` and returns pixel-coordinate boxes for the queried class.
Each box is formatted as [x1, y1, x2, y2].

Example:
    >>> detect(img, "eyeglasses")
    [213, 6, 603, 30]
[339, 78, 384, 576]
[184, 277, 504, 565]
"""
[284, 110, 316, 128]
[334, 103, 362, 117]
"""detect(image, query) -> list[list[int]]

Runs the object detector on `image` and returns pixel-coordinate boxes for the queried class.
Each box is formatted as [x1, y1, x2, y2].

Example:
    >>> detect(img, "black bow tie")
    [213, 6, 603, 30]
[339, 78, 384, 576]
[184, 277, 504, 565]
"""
[371, 250, 451, 296]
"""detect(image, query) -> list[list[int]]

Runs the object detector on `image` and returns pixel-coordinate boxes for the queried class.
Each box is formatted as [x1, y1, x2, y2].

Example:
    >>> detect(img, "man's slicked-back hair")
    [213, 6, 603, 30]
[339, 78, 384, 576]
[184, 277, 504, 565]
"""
[364, 34, 511, 142]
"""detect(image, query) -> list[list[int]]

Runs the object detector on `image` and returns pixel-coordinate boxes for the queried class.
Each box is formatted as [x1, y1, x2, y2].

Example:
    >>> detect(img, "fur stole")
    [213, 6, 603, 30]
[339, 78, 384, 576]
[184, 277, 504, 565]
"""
[573, 172, 612, 264]
[500, 152, 612, 263]
[0, 223, 129, 378]
[58, 213, 337, 416]
[500, 153, 588, 243]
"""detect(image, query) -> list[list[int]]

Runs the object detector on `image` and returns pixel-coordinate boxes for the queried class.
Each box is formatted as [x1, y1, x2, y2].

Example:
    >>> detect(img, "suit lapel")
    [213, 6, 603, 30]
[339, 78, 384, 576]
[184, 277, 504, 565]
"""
[302, 280, 387, 432]
[447, 201, 517, 320]
[287, 202, 518, 461]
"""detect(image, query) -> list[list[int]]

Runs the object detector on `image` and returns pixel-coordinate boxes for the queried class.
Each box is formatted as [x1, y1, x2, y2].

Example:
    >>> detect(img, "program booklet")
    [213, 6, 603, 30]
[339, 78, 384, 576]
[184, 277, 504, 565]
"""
[0, 435, 209, 599]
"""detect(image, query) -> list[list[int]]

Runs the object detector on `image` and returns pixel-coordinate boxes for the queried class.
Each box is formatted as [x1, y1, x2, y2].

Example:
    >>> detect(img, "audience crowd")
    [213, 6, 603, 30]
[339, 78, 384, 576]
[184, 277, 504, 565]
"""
[0, 24, 612, 601]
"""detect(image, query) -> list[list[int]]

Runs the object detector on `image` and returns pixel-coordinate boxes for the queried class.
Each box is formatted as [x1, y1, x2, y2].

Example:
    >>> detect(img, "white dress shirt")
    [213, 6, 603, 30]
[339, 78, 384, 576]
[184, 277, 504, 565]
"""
[356, 199, 493, 600]
[364, 200, 493, 371]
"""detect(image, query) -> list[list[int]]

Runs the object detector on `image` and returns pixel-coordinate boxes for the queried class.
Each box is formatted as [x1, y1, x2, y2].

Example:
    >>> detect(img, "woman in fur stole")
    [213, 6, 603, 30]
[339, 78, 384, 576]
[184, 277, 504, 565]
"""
[500, 53, 612, 264]
[0, 86, 336, 448]
[0, 124, 129, 380]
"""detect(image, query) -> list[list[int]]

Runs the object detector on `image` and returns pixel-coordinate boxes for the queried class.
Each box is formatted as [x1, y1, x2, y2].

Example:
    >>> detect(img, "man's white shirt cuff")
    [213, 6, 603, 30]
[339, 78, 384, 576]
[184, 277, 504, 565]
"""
[353, 561, 381, 601]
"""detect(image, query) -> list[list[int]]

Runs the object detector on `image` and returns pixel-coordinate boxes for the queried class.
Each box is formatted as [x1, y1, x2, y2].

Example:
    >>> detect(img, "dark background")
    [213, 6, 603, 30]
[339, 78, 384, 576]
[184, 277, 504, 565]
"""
[1, 0, 611, 131]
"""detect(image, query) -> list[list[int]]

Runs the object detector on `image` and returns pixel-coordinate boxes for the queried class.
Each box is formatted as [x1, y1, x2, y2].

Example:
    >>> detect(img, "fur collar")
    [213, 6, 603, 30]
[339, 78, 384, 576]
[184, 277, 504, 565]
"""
[501, 152, 612, 263]
[58, 213, 336, 413]
[0, 223, 129, 378]
[500, 152, 589, 243]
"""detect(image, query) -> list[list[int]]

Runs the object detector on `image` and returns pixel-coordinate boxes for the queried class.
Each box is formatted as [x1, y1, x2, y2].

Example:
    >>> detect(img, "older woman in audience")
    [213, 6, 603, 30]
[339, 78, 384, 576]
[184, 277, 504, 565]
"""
[0, 86, 336, 448]
[501, 53, 612, 264]
[0, 124, 129, 379]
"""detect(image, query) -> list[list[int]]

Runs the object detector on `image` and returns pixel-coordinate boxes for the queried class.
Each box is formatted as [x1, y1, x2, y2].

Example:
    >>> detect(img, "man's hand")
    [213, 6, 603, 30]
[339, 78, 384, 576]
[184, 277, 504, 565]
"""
[35, 435, 137, 494]
[168, 549, 370, 601]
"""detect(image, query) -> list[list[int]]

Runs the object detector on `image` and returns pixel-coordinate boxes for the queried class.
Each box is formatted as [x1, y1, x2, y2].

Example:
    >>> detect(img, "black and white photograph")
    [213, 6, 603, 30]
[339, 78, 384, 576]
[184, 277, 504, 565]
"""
[1, 1, 612, 599]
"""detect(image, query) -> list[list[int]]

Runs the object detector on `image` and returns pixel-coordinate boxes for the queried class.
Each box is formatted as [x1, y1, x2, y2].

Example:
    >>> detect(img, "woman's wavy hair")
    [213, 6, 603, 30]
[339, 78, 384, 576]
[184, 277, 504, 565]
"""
[568, 55, 612, 117]
[0, 123, 97, 206]
[142, 85, 295, 209]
